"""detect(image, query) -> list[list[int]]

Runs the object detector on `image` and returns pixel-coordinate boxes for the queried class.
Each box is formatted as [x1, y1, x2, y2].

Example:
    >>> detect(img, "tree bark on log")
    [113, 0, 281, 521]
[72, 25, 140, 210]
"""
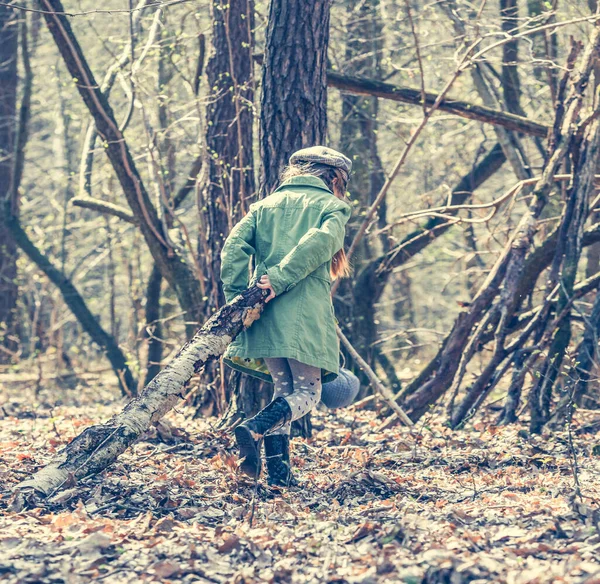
[17, 286, 268, 497]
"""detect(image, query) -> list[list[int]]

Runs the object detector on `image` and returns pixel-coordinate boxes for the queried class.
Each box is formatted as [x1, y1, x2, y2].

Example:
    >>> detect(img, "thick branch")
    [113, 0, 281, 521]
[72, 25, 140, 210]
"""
[71, 197, 136, 223]
[328, 71, 550, 138]
[17, 286, 268, 497]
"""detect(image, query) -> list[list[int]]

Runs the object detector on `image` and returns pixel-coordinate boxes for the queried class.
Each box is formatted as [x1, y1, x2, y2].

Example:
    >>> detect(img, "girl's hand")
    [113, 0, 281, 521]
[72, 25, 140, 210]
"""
[257, 275, 276, 303]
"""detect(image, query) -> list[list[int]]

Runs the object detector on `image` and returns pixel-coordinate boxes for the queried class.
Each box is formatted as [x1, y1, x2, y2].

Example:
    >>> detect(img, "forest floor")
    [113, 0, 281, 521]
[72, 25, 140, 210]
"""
[1, 374, 600, 584]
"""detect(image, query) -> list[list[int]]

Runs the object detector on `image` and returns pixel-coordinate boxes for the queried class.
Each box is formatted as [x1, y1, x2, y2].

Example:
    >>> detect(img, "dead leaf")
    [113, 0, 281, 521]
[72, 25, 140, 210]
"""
[218, 534, 241, 553]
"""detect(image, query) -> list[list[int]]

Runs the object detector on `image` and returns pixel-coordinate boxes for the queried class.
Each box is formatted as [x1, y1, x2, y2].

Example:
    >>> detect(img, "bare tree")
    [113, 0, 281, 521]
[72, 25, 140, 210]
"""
[0, 5, 18, 362]
[401, 31, 600, 430]
[202, 0, 255, 313]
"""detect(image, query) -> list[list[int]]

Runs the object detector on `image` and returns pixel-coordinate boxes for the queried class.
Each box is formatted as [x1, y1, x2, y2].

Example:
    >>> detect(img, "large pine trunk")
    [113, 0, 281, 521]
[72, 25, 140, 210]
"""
[0, 6, 19, 362]
[258, 0, 330, 196]
[255, 0, 331, 436]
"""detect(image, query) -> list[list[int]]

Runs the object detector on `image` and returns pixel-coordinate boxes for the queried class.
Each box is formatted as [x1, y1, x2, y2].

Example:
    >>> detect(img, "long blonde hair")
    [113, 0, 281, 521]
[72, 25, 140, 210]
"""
[280, 162, 351, 279]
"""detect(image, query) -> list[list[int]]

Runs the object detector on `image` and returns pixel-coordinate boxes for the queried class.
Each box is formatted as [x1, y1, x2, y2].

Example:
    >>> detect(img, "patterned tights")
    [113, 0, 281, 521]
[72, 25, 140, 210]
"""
[263, 358, 322, 435]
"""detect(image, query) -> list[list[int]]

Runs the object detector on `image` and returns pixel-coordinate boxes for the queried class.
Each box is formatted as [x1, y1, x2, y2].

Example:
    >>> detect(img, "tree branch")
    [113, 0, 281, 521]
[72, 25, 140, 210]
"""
[337, 325, 413, 427]
[71, 197, 136, 223]
[16, 286, 268, 497]
[327, 71, 550, 138]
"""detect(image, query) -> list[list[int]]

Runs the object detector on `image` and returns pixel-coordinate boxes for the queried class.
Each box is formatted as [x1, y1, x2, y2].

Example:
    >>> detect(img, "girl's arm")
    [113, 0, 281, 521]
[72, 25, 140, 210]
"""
[266, 201, 351, 296]
[220, 207, 257, 303]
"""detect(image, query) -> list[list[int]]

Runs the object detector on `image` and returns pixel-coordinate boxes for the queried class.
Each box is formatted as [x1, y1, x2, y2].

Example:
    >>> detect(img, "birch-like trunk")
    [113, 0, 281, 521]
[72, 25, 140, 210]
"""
[17, 287, 266, 497]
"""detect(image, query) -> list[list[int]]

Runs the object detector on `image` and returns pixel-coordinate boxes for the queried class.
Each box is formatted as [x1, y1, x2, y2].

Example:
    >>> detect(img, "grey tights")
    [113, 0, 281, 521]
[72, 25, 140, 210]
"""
[264, 358, 322, 436]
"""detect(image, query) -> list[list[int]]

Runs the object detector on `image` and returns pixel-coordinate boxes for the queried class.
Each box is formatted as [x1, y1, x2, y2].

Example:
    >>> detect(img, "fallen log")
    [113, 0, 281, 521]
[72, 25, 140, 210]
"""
[17, 286, 267, 497]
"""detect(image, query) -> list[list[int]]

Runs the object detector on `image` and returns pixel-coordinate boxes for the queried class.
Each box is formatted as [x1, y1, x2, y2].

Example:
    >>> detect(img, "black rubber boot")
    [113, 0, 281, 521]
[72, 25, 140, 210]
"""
[264, 434, 294, 487]
[234, 397, 292, 479]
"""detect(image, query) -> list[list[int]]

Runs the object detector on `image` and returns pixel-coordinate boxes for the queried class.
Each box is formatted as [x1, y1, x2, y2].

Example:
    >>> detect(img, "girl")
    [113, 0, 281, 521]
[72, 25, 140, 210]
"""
[219, 146, 353, 487]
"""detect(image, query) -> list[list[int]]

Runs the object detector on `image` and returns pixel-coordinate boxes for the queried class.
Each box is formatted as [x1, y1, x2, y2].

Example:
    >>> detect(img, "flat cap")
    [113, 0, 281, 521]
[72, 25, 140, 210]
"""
[289, 146, 352, 176]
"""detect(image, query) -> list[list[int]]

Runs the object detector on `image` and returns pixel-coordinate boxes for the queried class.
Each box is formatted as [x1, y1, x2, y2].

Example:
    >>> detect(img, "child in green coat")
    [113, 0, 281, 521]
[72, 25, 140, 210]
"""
[220, 146, 353, 487]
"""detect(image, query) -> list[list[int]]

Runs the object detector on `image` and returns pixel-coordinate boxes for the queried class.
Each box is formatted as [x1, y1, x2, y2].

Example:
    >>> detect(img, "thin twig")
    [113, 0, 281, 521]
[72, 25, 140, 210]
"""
[404, 0, 426, 115]
[337, 325, 413, 427]
[377, 174, 599, 234]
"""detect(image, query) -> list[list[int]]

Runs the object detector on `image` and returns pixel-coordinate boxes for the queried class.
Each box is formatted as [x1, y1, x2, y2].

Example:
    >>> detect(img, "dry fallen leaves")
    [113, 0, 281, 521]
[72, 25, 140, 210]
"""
[0, 379, 599, 583]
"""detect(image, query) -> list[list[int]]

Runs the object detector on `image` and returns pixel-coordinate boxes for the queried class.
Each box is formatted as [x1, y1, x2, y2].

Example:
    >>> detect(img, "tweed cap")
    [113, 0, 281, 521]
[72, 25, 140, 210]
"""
[289, 146, 352, 177]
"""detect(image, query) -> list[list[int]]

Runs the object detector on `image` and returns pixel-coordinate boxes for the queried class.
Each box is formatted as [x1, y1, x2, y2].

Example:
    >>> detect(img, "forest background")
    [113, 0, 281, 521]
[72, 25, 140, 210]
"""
[5, 0, 600, 429]
[2, 0, 600, 582]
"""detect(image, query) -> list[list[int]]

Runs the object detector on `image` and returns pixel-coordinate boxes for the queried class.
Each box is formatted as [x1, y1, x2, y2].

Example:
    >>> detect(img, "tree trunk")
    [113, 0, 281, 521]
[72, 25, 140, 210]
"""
[528, 119, 600, 432]
[336, 0, 386, 384]
[0, 5, 18, 362]
[255, 0, 331, 435]
[500, 0, 526, 118]
[259, 0, 331, 196]
[203, 0, 255, 313]
[17, 286, 267, 497]
[198, 0, 256, 416]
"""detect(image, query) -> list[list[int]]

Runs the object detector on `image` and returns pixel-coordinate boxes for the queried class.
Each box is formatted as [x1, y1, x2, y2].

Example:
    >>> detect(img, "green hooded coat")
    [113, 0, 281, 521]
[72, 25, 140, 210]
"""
[220, 175, 352, 383]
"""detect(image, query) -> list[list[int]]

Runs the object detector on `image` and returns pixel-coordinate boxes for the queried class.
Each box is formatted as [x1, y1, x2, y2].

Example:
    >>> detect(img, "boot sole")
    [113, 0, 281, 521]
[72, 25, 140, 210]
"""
[234, 425, 262, 478]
